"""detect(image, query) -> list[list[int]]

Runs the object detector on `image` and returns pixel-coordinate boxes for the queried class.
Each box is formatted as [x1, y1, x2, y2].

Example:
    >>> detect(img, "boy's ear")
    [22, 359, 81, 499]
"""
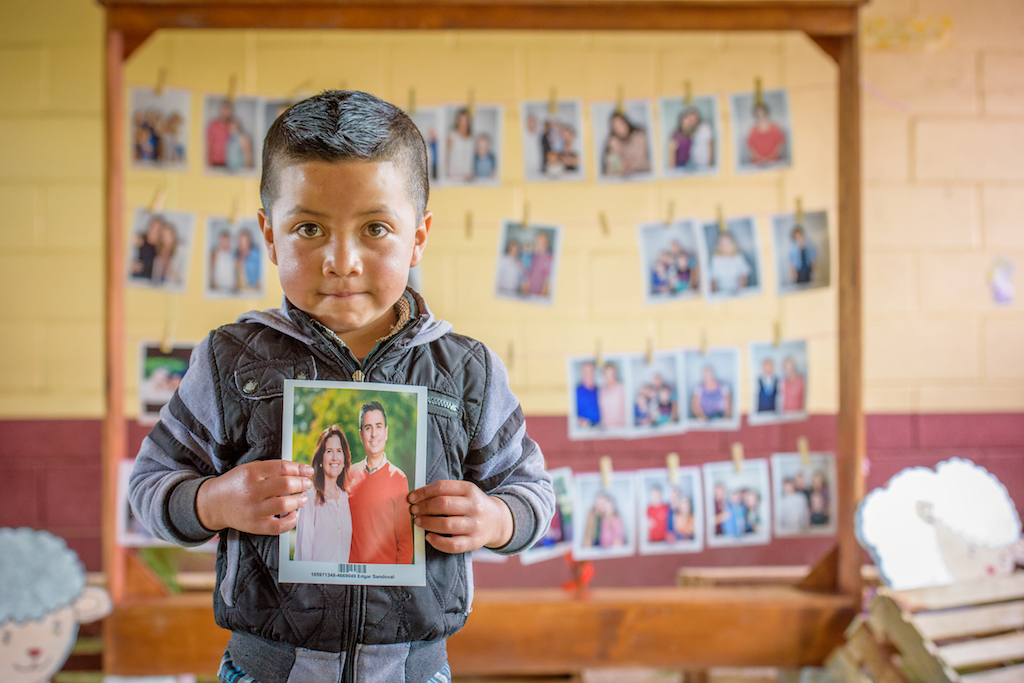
[409, 210, 432, 268]
[258, 208, 278, 265]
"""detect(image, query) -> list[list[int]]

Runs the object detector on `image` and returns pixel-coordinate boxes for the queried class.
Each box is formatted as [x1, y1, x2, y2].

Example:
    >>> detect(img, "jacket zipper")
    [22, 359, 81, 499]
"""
[427, 394, 459, 415]
[309, 317, 410, 383]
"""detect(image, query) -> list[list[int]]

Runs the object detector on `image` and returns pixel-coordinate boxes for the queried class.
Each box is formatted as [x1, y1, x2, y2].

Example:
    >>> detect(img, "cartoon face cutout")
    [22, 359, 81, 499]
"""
[1, 606, 79, 683]
[932, 516, 1020, 582]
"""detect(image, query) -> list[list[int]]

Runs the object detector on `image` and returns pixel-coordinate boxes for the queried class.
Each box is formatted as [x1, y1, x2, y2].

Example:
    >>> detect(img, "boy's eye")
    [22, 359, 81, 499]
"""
[365, 223, 388, 238]
[296, 224, 323, 238]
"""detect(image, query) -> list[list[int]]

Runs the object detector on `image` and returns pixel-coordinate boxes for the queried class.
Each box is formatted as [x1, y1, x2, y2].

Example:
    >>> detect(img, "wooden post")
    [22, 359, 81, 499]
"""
[102, 24, 128, 611]
[835, 30, 864, 599]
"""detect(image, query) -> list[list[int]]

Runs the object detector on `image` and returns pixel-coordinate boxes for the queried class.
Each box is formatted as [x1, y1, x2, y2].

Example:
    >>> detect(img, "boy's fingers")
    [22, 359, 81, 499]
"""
[408, 480, 470, 504]
[259, 475, 312, 498]
[410, 495, 473, 518]
[255, 459, 314, 479]
[256, 493, 307, 519]
[424, 532, 473, 555]
[414, 514, 472, 536]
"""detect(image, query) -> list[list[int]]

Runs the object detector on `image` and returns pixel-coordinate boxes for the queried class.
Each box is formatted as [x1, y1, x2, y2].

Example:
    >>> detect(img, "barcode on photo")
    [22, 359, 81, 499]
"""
[339, 563, 367, 574]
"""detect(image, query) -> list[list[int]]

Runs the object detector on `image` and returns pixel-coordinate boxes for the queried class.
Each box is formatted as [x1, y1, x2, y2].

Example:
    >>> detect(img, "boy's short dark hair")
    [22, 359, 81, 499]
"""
[260, 90, 429, 220]
[359, 401, 388, 429]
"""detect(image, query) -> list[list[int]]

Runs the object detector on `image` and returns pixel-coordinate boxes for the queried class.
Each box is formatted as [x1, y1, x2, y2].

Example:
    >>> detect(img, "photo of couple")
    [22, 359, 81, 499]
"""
[520, 100, 584, 182]
[280, 381, 427, 586]
[204, 217, 264, 298]
[703, 459, 772, 547]
[771, 453, 837, 537]
[203, 96, 259, 176]
[659, 95, 719, 178]
[494, 220, 563, 306]
[573, 472, 637, 561]
[748, 340, 809, 425]
[567, 355, 630, 440]
[637, 468, 704, 555]
[126, 208, 195, 294]
[591, 100, 655, 183]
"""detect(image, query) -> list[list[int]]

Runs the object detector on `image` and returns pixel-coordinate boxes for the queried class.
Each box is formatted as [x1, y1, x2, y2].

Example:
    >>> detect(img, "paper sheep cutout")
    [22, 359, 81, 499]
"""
[857, 458, 1024, 590]
[0, 528, 113, 683]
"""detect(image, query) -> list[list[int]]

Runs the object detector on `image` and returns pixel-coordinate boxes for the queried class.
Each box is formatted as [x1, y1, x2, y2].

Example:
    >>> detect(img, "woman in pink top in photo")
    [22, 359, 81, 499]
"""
[781, 356, 806, 413]
[295, 425, 353, 563]
[597, 362, 627, 429]
[526, 231, 553, 297]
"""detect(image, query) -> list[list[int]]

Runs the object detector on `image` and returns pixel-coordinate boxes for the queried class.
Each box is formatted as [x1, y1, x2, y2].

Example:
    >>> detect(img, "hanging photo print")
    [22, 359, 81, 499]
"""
[126, 208, 196, 293]
[636, 467, 704, 555]
[408, 107, 444, 187]
[729, 88, 793, 173]
[138, 341, 194, 424]
[494, 220, 562, 306]
[204, 216, 265, 298]
[520, 99, 584, 182]
[566, 355, 631, 440]
[703, 458, 772, 548]
[591, 100, 655, 183]
[771, 452, 837, 538]
[130, 87, 191, 171]
[117, 460, 172, 547]
[659, 94, 719, 178]
[203, 95, 261, 176]
[772, 209, 831, 295]
[682, 347, 741, 431]
[440, 104, 503, 185]
[697, 215, 762, 302]
[258, 98, 295, 151]
[279, 380, 427, 586]
[572, 471, 637, 560]
[626, 352, 685, 436]
[637, 220, 703, 305]
[748, 340, 809, 425]
[520, 467, 575, 565]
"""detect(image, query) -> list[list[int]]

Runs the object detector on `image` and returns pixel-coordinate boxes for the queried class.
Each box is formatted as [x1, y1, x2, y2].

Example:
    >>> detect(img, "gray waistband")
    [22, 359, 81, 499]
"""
[228, 631, 448, 683]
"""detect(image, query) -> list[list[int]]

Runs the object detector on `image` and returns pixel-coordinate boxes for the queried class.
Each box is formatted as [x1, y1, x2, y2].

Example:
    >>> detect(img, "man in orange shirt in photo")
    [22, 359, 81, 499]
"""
[348, 401, 414, 564]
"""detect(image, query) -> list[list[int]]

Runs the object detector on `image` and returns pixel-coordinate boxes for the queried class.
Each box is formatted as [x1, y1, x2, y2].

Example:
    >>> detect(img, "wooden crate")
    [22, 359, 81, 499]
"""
[827, 574, 1024, 683]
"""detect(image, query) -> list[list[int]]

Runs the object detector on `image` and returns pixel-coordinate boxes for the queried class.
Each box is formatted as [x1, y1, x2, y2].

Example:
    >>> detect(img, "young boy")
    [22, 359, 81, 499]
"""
[129, 90, 555, 683]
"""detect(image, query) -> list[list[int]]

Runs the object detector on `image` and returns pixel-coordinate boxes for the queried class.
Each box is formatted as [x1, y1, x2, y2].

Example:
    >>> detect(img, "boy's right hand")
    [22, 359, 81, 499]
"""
[196, 460, 314, 536]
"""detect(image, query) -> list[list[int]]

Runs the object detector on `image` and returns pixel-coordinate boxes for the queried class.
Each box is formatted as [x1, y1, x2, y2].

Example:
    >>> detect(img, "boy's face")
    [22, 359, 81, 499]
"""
[260, 160, 431, 348]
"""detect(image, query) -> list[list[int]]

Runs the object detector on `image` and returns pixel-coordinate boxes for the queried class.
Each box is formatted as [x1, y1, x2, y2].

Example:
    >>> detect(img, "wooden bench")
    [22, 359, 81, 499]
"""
[827, 573, 1024, 683]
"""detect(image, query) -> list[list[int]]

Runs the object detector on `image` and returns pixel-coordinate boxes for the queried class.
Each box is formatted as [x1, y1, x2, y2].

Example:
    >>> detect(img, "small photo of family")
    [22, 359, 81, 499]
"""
[703, 458, 772, 548]
[204, 217, 265, 298]
[772, 210, 831, 295]
[409, 108, 444, 185]
[494, 220, 562, 306]
[573, 472, 637, 561]
[520, 467, 575, 565]
[697, 215, 762, 302]
[771, 452, 837, 537]
[682, 347, 741, 431]
[138, 341, 194, 424]
[520, 100, 584, 183]
[659, 95, 719, 178]
[130, 87, 190, 171]
[566, 355, 630, 440]
[729, 88, 793, 173]
[637, 220, 702, 305]
[280, 380, 428, 587]
[126, 208, 195, 293]
[636, 467, 704, 555]
[441, 104, 503, 185]
[627, 352, 684, 435]
[203, 95, 260, 176]
[748, 340, 809, 426]
[591, 100, 655, 183]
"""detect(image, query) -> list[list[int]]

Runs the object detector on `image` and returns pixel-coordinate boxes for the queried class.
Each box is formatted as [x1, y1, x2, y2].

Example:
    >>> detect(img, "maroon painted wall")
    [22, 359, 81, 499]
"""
[2, 413, 1022, 587]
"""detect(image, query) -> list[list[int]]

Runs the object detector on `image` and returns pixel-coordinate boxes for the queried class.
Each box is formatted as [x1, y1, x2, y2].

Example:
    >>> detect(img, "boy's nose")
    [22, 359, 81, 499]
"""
[323, 239, 362, 276]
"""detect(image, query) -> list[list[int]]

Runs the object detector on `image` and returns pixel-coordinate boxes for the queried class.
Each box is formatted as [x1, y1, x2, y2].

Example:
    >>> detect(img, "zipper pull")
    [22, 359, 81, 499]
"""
[352, 369, 365, 382]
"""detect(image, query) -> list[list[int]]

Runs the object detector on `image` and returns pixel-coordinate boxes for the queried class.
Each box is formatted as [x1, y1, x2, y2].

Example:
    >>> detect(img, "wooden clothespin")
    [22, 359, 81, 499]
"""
[155, 67, 168, 97]
[521, 201, 530, 228]
[464, 210, 473, 239]
[548, 87, 558, 115]
[594, 339, 603, 368]
[407, 87, 416, 115]
[645, 336, 655, 365]
[683, 81, 692, 107]
[229, 197, 241, 225]
[667, 452, 680, 486]
[797, 436, 810, 467]
[773, 320, 782, 348]
[227, 74, 239, 103]
[665, 200, 675, 226]
[615, 86, 625, 116]
[599, 211, 611, 237]
[160, 295, 178, 354]
[507, 341, 515, 371]
[716, 205, 727, 233]
[599, 455, 613, 490]
[700, 330, 708, 357]
[288, 79, 313, 101]
[466, 88, 475, 118]
[149, 186, 167, 214]
[795, 197, 805, 226]
[754, 77, 764, 108]
[731, 443, 745, 473]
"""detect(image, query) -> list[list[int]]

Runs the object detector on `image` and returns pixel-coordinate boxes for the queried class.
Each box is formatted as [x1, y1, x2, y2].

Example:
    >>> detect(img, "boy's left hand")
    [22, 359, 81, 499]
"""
[408, 481, 513, 554]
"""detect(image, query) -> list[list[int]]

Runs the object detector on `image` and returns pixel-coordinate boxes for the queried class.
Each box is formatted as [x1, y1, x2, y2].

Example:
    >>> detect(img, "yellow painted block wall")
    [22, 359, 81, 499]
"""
[0, 0, 1021, 418]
